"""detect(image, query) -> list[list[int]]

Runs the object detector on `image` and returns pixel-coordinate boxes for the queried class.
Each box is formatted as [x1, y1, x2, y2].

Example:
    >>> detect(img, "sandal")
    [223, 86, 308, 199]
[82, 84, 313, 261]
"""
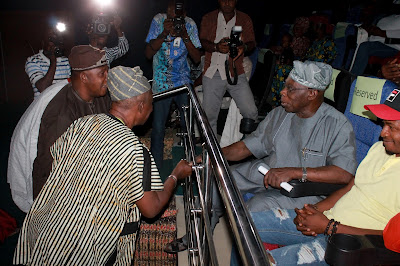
[164, 237, 188, 253]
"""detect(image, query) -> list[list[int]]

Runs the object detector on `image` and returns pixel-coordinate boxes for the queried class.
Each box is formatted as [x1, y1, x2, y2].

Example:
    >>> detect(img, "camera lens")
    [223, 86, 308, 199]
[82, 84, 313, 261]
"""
[97, 24, 107, 33]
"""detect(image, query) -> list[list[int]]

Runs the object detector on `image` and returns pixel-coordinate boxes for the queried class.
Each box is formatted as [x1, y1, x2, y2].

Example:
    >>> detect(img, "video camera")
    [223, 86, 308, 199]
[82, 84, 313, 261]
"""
[48, 36, 64, 57]
[92, 12, 112, 35]
[226, 26, 243, 58]
[173, 0, 185, 34]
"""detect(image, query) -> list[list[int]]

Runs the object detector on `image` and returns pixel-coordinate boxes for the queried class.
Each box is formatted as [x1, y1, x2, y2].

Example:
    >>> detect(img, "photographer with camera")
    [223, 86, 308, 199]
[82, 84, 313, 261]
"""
[200, 0, 258, 136]
[25, 27, 71, 99]
[88, 14, 129, 65]
[145, 0, 201, 170]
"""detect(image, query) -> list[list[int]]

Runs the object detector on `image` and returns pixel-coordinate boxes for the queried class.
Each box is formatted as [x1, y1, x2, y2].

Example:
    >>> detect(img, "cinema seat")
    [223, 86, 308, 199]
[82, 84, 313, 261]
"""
[344, 77, 397, 164]
[324, 68, 355, 113]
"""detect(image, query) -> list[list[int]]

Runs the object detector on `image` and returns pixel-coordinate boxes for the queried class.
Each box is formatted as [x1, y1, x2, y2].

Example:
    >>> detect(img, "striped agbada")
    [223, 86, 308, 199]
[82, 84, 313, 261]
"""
[14, 114, 163, 265]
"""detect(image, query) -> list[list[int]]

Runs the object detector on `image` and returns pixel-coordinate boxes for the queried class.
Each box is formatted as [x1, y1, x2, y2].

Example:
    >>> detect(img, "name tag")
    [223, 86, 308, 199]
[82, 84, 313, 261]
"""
[174, 37, 181, 47]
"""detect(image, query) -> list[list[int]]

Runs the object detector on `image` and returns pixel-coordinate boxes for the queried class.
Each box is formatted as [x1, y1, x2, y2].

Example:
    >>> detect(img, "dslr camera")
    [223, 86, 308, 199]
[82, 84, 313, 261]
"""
[226, 26, 243, 58]
[48, 36, 64, 57]
[173, 0, 185, 34]
[92, 13, 111, 35]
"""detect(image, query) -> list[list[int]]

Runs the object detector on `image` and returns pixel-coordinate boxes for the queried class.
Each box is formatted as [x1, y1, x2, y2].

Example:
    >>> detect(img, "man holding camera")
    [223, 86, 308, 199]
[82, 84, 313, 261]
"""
[145, 0, 201, 170]
[88, 15, 129, 65]
[25, 27, 71, 99]
[200, 0, 258, 135]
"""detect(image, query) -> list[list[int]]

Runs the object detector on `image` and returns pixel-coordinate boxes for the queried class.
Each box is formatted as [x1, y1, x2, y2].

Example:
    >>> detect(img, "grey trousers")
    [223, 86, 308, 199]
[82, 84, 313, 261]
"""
[202, 71, 258, 135]
[210, 160, 324, 228]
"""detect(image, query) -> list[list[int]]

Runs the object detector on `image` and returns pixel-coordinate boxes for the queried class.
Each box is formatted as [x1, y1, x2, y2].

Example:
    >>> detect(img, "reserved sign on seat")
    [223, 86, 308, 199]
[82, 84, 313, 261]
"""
[350, 76, 385, 120]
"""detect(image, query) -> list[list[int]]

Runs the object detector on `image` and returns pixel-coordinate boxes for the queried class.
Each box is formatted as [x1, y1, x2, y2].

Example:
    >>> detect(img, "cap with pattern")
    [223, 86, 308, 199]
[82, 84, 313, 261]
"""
[289, 60, 333, 90]
[107, 66, 151, 101]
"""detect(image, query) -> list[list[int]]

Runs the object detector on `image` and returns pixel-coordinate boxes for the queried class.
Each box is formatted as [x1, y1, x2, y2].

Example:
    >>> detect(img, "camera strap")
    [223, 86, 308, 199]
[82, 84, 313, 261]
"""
[225, 59, 238, 85]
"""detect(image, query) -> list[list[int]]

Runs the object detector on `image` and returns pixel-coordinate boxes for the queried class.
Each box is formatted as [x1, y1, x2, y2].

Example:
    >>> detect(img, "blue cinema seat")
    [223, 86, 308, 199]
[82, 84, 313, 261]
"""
[331, 22, 358, 70]
[344, 77, 398, 164]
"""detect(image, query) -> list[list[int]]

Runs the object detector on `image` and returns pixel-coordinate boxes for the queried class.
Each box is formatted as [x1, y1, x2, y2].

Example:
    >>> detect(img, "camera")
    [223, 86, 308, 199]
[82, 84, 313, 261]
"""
[226, 26, 243, 58]
[173, 0, 185, 34]
[48, 36, 64, 57]
[93, 13, 111, 35]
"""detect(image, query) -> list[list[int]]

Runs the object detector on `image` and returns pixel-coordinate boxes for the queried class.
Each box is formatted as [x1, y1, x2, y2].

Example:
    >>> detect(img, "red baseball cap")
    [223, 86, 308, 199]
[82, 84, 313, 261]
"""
[364, 89, 400, 120]
[383, 212, 400, 253]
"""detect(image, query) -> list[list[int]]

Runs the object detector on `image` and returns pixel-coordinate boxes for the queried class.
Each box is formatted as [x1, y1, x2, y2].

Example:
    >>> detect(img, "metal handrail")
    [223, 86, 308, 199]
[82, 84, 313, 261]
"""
[153, 86, 270, 266]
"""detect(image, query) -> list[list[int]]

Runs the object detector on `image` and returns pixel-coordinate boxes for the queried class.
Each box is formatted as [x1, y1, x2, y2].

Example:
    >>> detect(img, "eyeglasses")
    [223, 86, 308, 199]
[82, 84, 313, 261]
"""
[283, 83, 310, 93]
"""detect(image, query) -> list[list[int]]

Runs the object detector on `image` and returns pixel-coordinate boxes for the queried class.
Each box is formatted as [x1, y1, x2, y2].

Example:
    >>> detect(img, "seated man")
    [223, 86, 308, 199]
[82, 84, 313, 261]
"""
[221, 60, 357, 214]
[13, 66, 193, 265]
[235, 88, 400, 265]
[166, 60, 357, 253]
[8, 45, 111, 212]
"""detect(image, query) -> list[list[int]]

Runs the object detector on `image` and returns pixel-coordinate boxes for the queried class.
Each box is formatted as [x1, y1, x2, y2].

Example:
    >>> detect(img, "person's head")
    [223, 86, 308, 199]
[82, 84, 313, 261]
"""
[309, 14, 331, 40]
[69, 45, 109, 100]
[107, 66, 153, 127]
[218, 0, 237, 15]
[365, 89, 400, 156]
[89, 34, 109, 49]
[43, 27, 64, 53]
[167, 0, 186, 19]
[281, 33, 293, 49]
[293, 16, 310, 38]
[88, 14, 110, 49]
[280, 60, 332, 117]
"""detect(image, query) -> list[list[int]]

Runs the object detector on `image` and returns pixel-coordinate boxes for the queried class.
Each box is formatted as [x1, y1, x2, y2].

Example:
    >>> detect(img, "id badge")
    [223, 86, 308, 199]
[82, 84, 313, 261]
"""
[173, 37, 181, 47]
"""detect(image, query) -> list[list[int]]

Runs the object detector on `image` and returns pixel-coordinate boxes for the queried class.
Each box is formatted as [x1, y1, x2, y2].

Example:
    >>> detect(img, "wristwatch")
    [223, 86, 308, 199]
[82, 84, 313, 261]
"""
[183, 37, 190, 44]
[300, 167, 307, 182]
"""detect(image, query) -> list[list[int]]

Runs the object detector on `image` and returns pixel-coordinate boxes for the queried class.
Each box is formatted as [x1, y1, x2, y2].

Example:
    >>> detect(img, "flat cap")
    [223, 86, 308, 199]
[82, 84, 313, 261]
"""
[69, 45, 107, 71]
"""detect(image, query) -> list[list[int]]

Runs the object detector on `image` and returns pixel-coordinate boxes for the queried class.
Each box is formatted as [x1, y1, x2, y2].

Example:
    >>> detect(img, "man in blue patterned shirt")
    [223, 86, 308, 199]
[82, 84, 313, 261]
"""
[145, 0, 201, 169]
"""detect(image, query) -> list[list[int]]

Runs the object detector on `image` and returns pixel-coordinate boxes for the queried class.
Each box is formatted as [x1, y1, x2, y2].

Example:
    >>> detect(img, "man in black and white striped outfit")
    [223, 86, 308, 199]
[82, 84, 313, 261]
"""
[13, 66, 192, 265]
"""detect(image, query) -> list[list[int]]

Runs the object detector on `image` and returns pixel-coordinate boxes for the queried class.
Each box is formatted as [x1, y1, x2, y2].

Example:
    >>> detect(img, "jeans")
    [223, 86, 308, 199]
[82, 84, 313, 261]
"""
[350, 41, 399, 76]
[231, 209, 328, 266]
[150, 91, 188, 170]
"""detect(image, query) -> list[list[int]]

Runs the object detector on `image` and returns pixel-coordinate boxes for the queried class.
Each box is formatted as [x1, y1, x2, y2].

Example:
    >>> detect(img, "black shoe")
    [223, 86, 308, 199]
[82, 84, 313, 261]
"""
[164, 237, 188, 253]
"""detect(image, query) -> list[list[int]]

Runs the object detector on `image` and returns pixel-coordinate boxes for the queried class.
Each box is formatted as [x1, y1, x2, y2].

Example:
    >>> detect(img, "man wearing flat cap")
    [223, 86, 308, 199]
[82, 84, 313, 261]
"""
[169, 60, 358, 253]
[13, 66, 193, 265]
[8, 45, 111, 213]
[232, 87, 400, 265]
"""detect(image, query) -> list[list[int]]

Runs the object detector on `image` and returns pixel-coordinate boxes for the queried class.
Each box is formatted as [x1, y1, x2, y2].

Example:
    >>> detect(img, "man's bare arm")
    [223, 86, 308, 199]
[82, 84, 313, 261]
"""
[136, 160, 192, 218]
[222, 141, 252, 161]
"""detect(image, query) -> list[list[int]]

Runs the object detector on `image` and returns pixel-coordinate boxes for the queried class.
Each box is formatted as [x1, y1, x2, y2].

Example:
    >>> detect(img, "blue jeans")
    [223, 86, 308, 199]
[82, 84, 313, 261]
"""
[150, 91, 188, 170]
[351, 41, 399, 76]
[230, 209, 328, 266]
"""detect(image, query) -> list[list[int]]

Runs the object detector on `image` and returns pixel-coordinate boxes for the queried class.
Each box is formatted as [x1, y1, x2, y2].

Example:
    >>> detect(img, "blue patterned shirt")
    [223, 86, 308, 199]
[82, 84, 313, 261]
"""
[145, 13, 201, 93]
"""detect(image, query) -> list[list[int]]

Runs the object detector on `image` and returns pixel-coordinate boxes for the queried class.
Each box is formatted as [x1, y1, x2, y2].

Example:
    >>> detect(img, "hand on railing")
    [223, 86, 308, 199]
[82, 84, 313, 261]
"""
[194, 154, 203, 164]
[171, 159, 193, 181]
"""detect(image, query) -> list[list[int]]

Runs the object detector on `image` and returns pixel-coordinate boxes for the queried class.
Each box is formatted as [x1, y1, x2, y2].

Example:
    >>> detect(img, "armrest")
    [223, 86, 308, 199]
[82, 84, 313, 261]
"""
[280, 180, 345, 198]
[325, 234, 400, 266]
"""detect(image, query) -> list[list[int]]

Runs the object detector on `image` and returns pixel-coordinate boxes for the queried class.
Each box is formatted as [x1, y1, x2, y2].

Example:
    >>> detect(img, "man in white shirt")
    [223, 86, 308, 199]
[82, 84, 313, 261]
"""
[199, 0, 258, 135]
